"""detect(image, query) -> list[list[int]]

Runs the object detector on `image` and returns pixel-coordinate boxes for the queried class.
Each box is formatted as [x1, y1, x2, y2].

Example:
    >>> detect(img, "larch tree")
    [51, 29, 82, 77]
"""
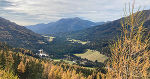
[17, 61, 25, 73]
[103, 3, 150, 79]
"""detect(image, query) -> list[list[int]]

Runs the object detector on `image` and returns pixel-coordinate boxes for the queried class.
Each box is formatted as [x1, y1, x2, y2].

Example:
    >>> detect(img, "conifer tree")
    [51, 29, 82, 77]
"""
[96, 72, 100, 79]
[5, 53, 14, 70]
[17, 61, 25, 73]
[104, 4, 150, 79]
[0, 51, 6, 69]
[0, 70, 19, 79]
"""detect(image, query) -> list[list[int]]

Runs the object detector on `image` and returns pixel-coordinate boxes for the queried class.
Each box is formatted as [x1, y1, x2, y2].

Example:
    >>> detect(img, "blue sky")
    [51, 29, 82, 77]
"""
[0, 0, 150, 25]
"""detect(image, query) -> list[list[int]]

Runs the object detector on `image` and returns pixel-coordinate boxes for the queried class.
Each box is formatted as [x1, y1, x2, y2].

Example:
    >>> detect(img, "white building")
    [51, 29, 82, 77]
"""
[38, 49, 49, 57]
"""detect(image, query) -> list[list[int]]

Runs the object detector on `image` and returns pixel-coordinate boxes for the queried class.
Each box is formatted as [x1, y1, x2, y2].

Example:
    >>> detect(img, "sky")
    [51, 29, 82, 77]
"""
[0, 0, 150, 26]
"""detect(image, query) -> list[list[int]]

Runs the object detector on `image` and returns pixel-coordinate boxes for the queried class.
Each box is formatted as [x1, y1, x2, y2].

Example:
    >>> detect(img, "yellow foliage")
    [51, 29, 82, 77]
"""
[0, 70, 19, 79]
[17, 61, 25, 73]
[87, 75, 93, 79]
[105, 4, 150, 79]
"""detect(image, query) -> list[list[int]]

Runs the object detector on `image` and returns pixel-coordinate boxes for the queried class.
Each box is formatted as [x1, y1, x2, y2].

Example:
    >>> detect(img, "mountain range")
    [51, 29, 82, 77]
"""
[26, 17, 105, 34]
[63, 10, 150, 41]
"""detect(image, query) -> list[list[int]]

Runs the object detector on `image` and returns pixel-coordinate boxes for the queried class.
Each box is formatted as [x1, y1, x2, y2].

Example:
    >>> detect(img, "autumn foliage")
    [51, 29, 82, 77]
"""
[0, 43, 102, 79]
[103, 5, 150, 79]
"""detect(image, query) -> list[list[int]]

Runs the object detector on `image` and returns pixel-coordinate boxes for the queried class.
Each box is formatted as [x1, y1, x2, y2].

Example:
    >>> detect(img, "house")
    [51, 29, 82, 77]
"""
[38, 49, 49, 57]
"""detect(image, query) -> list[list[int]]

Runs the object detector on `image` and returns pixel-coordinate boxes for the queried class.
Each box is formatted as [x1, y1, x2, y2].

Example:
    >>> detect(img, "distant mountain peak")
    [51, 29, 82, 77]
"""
[26, 17, 105, 34]
[58, 17, 82, 22]
[61, 17, 81, 20]
[72, 17, 82, 20]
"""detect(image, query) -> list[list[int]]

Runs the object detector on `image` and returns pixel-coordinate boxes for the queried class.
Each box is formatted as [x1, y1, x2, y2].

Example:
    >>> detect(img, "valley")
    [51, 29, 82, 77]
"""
[0, 1, 149, 78]
[0, 9, 150, 67]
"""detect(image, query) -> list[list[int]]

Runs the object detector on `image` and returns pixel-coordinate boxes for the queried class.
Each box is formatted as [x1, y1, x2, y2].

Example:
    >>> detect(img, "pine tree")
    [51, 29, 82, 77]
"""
[5, 53, 14, 70]
[13, 53, 21, 74]
[0, 51, 6, 69]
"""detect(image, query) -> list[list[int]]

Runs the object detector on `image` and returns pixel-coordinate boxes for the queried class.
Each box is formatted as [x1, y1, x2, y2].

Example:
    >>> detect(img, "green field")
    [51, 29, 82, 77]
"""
[74, 49, 108, 63]
[48, 36, 55, 42]
[53, 59, 76, 65]
[67, 38, 89, 45]
[43, 35, 55, 42]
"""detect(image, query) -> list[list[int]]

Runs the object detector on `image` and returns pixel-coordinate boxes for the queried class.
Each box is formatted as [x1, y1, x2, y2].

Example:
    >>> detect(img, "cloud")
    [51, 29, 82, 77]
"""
[0, 0, 150, 25]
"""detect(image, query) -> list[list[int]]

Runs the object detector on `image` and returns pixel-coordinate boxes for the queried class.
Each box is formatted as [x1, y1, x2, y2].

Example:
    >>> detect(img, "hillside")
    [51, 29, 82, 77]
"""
[63, 10, 150, 41]
[0, 17, 48, 52]
[0, 17, 92, 58]
[26, 17, 104, 34]
[55, 9, 150, 57]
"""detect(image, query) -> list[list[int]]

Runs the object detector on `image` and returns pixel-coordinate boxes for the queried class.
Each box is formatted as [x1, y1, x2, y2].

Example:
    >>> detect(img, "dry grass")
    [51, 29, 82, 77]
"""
[67, 38, 89, 45]
[74, 49, 108, 63]
[43, 35, 55, 42]
[48, 36, 55, 42]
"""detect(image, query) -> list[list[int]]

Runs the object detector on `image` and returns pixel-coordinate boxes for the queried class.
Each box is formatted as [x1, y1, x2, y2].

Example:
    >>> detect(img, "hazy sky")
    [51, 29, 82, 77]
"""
[0, 0, 150, 25]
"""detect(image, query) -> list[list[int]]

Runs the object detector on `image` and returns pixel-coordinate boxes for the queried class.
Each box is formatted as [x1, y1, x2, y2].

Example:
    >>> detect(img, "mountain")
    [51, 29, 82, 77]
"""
[26, 17, 104, 34]
[95, 22, 106, 25]
[57, 10, 150, 56]
[0, 17, 48, 52]
[63, 10, 150, 41]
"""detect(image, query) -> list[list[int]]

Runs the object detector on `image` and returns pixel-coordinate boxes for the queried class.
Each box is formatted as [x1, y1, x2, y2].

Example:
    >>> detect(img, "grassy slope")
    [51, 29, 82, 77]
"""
[43, 35, 56, 42]
[74, 49, 108, 63]
[53, 59, 76, 65]
[67, 38, 88, 45]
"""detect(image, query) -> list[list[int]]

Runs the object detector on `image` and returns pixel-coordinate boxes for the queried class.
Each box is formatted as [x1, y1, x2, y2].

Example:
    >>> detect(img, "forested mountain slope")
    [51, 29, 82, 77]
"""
[0, 17, 47, 52]
[63, 10, 150, 41]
